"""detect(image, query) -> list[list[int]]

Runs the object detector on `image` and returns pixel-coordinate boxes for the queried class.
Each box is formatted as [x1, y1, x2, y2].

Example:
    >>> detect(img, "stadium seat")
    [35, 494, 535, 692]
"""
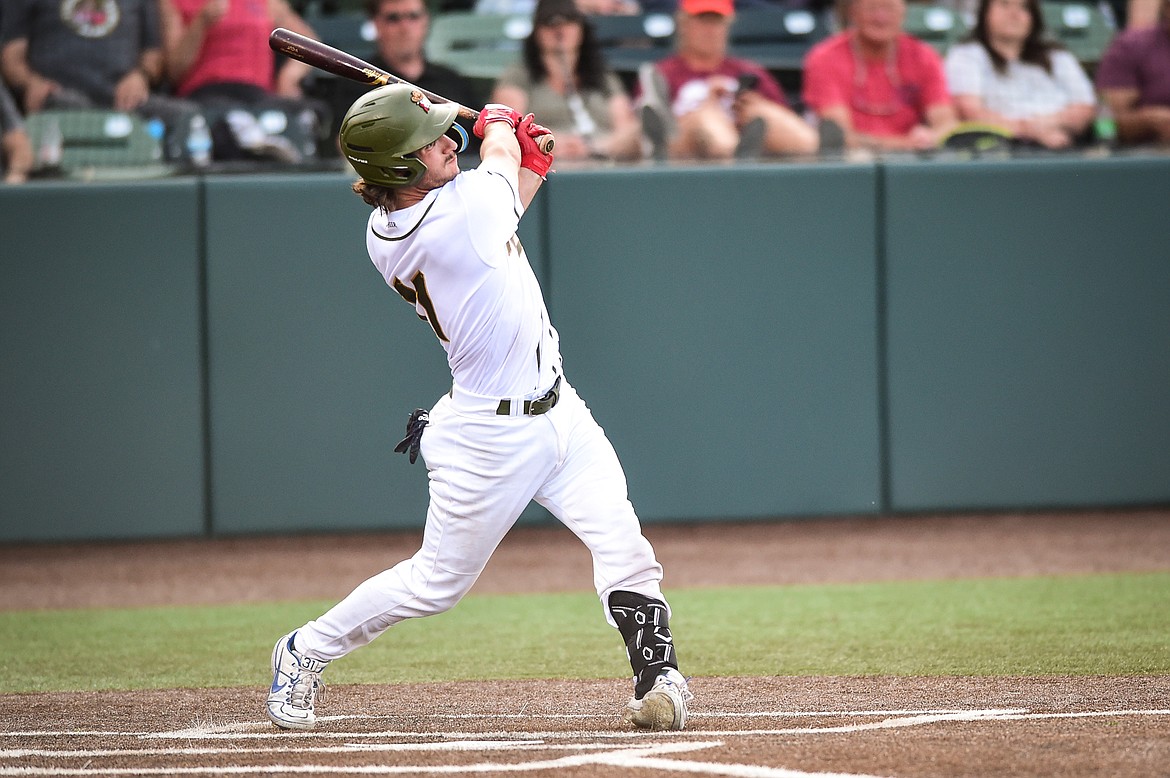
[590, 12, 675, 75]
[903, 4, 967, 54]
[25, 110, 171, 179]
[294, 0, 369, 14]
[1041, 1, 1115, 65]
[303, 10, 373, 55]
[426, 12, 532, 80]
[729, 7, 833, 72]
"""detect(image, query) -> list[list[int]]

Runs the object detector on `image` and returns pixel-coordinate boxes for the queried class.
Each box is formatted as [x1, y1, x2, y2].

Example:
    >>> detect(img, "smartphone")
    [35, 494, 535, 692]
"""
[736, 73, 760, 94]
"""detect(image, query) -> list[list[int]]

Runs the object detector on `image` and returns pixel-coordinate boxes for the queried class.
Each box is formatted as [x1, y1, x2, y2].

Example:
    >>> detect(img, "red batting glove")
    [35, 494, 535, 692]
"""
[472, 104, 522, 139]
[516, 113, 554, 179]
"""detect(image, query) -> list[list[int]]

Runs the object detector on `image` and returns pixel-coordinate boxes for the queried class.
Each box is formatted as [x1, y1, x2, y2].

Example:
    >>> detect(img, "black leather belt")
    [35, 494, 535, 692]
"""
[497, 376, 561, 416]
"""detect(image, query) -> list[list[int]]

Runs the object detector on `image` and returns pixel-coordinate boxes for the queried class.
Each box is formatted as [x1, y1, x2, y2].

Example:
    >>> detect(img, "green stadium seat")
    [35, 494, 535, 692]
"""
[730, 7, 833, 72]
[904, 4, 967, 54]
[25, 110, 172, 180]
[590, 12, 675, 76]
[426, 12, 532, 80]
[294, 0, 370, 14]
[303, 10, 373, 55]
[1041, 1, 1115, 65]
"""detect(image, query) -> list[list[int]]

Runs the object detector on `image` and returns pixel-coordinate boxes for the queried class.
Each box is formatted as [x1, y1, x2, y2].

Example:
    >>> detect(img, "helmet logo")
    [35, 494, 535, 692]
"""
[410, 90, 432, 114]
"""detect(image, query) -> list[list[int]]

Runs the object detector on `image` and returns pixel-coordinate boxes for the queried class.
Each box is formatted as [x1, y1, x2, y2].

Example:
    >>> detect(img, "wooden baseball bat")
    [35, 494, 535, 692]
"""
[269, 27, 554, 154]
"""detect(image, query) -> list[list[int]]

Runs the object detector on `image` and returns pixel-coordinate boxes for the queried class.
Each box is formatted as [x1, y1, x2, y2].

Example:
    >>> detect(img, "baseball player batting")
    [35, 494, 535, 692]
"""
[265, 85, 692, 732]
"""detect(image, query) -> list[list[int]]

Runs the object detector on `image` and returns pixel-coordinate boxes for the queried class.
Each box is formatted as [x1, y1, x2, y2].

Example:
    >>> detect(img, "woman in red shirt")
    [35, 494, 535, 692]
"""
[160, 0, 325, 160]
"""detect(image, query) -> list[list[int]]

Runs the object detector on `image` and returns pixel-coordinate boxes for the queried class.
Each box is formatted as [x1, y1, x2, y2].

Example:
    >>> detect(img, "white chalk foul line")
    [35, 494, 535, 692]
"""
[422, 709, 993, 720]
[134, 708, 1019, 734]
[979, 709, 1170, 720]
[0, 741, 896, 778]
[0, 734, 140, 739]
[591, 754, 889, 778]
[5, 708, 1170, 778]
[12, 707, 1170, 743]
[0, 741, 549, 759]
[128, 709, 1027, 741]
[0, 709, 1037, 739]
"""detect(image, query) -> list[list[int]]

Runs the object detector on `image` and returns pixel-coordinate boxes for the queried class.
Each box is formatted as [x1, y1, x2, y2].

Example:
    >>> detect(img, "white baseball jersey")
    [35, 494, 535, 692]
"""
[366, 162, 562, 400]
[294, 156, 667, 664]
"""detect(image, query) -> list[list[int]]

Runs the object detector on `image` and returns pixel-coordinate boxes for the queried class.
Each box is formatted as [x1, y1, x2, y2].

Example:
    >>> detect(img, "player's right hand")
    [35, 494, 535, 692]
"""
[516, 113, 554, 178]
[473, 104, 522, 138]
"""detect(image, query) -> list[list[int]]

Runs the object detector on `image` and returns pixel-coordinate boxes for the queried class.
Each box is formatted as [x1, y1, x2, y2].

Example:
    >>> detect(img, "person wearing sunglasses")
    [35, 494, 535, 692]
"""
[324, 0, 481, 153]
[802, 0, 956, 151]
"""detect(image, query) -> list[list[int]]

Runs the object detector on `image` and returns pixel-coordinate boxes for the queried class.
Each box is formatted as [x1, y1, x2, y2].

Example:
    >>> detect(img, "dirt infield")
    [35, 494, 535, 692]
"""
[4, 675, 1169, 777]
[3, 508, 1169, 777]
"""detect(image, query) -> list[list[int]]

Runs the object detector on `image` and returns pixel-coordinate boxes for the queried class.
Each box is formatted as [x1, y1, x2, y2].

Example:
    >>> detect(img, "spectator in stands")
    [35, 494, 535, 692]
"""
[322, 0, 481, 150]
[1095, 0, 1170, 145]
[802, 0, 957, 151]
[476, 0, 640, 15]
[1, 80, 33, 183]
[639, 0, 834, 11]
[159, 0, 328, 161]
[639, 0, 820, 160]
[491, 0, 643, 160]
[1125, 0, 1160, 28]
[944, 0, 1095, 149]
[576, 0, 642, 13]
[0, 0, 197, 161]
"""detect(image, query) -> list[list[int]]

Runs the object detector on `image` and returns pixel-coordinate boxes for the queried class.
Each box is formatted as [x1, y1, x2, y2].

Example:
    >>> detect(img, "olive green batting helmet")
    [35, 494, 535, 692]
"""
[339, 83, 469, 188]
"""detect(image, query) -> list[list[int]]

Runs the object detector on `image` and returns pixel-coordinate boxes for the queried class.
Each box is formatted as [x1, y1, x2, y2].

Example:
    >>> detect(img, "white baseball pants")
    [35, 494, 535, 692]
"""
[296, 379, 667, 661]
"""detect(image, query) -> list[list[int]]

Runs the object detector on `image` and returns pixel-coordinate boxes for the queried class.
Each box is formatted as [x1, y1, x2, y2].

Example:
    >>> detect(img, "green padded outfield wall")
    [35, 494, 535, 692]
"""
[545, 164, 884, 521]
[0, 181, 204, 541]
[4, 157, 1168, 542]
[883, 156, 1170, 511]
[203, 174, 547, 534]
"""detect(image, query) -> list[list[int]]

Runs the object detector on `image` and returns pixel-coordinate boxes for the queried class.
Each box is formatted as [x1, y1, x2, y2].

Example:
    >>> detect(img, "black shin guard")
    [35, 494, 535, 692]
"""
[608, 590, 678, 699]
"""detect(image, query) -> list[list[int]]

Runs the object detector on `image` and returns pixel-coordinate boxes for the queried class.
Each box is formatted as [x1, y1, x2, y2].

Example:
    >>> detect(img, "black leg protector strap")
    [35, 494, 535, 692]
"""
[609, 590, 678, 699]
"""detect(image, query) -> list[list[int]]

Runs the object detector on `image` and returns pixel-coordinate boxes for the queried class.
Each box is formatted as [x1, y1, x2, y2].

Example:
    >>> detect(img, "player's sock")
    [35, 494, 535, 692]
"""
[608, 590, 679, 699]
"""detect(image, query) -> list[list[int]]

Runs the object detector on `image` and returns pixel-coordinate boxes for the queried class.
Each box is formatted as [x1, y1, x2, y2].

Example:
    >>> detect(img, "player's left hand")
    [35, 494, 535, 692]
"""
[516, 114, 554, 178]
[473, 104, 522, 138]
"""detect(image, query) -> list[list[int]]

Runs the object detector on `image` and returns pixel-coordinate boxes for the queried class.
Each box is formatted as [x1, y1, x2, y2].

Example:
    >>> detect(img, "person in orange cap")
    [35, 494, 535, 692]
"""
[637, 0, 821, 159]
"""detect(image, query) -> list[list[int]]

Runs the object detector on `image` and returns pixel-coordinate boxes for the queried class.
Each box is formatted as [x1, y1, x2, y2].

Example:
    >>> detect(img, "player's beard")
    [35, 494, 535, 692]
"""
[418, 151, 459, 190]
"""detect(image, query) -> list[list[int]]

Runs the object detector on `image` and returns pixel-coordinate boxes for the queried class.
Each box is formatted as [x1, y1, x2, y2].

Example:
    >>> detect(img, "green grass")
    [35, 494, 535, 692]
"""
[2, 572, 1167, 694]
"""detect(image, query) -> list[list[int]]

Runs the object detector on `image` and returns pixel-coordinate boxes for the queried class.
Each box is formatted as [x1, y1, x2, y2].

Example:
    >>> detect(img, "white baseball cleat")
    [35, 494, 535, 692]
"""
[266, 631, 329, 731]
[621, 668, 693, 731]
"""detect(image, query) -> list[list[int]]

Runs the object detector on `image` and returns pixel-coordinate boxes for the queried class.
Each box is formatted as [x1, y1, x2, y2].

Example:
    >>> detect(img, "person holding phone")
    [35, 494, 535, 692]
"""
[636, 0, 820, 160]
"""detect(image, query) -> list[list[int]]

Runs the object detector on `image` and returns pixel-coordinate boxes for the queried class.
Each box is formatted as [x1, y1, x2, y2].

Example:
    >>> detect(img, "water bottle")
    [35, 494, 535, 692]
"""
[146, 118, 166, 161]
[1093, 104, 1117, 150]
[186, 114, 212, 168]
[38, 115, 63, 170]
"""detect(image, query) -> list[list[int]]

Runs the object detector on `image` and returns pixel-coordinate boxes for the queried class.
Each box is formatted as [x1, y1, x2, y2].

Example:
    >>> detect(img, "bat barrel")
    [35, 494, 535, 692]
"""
[269, 28, 552, 153]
